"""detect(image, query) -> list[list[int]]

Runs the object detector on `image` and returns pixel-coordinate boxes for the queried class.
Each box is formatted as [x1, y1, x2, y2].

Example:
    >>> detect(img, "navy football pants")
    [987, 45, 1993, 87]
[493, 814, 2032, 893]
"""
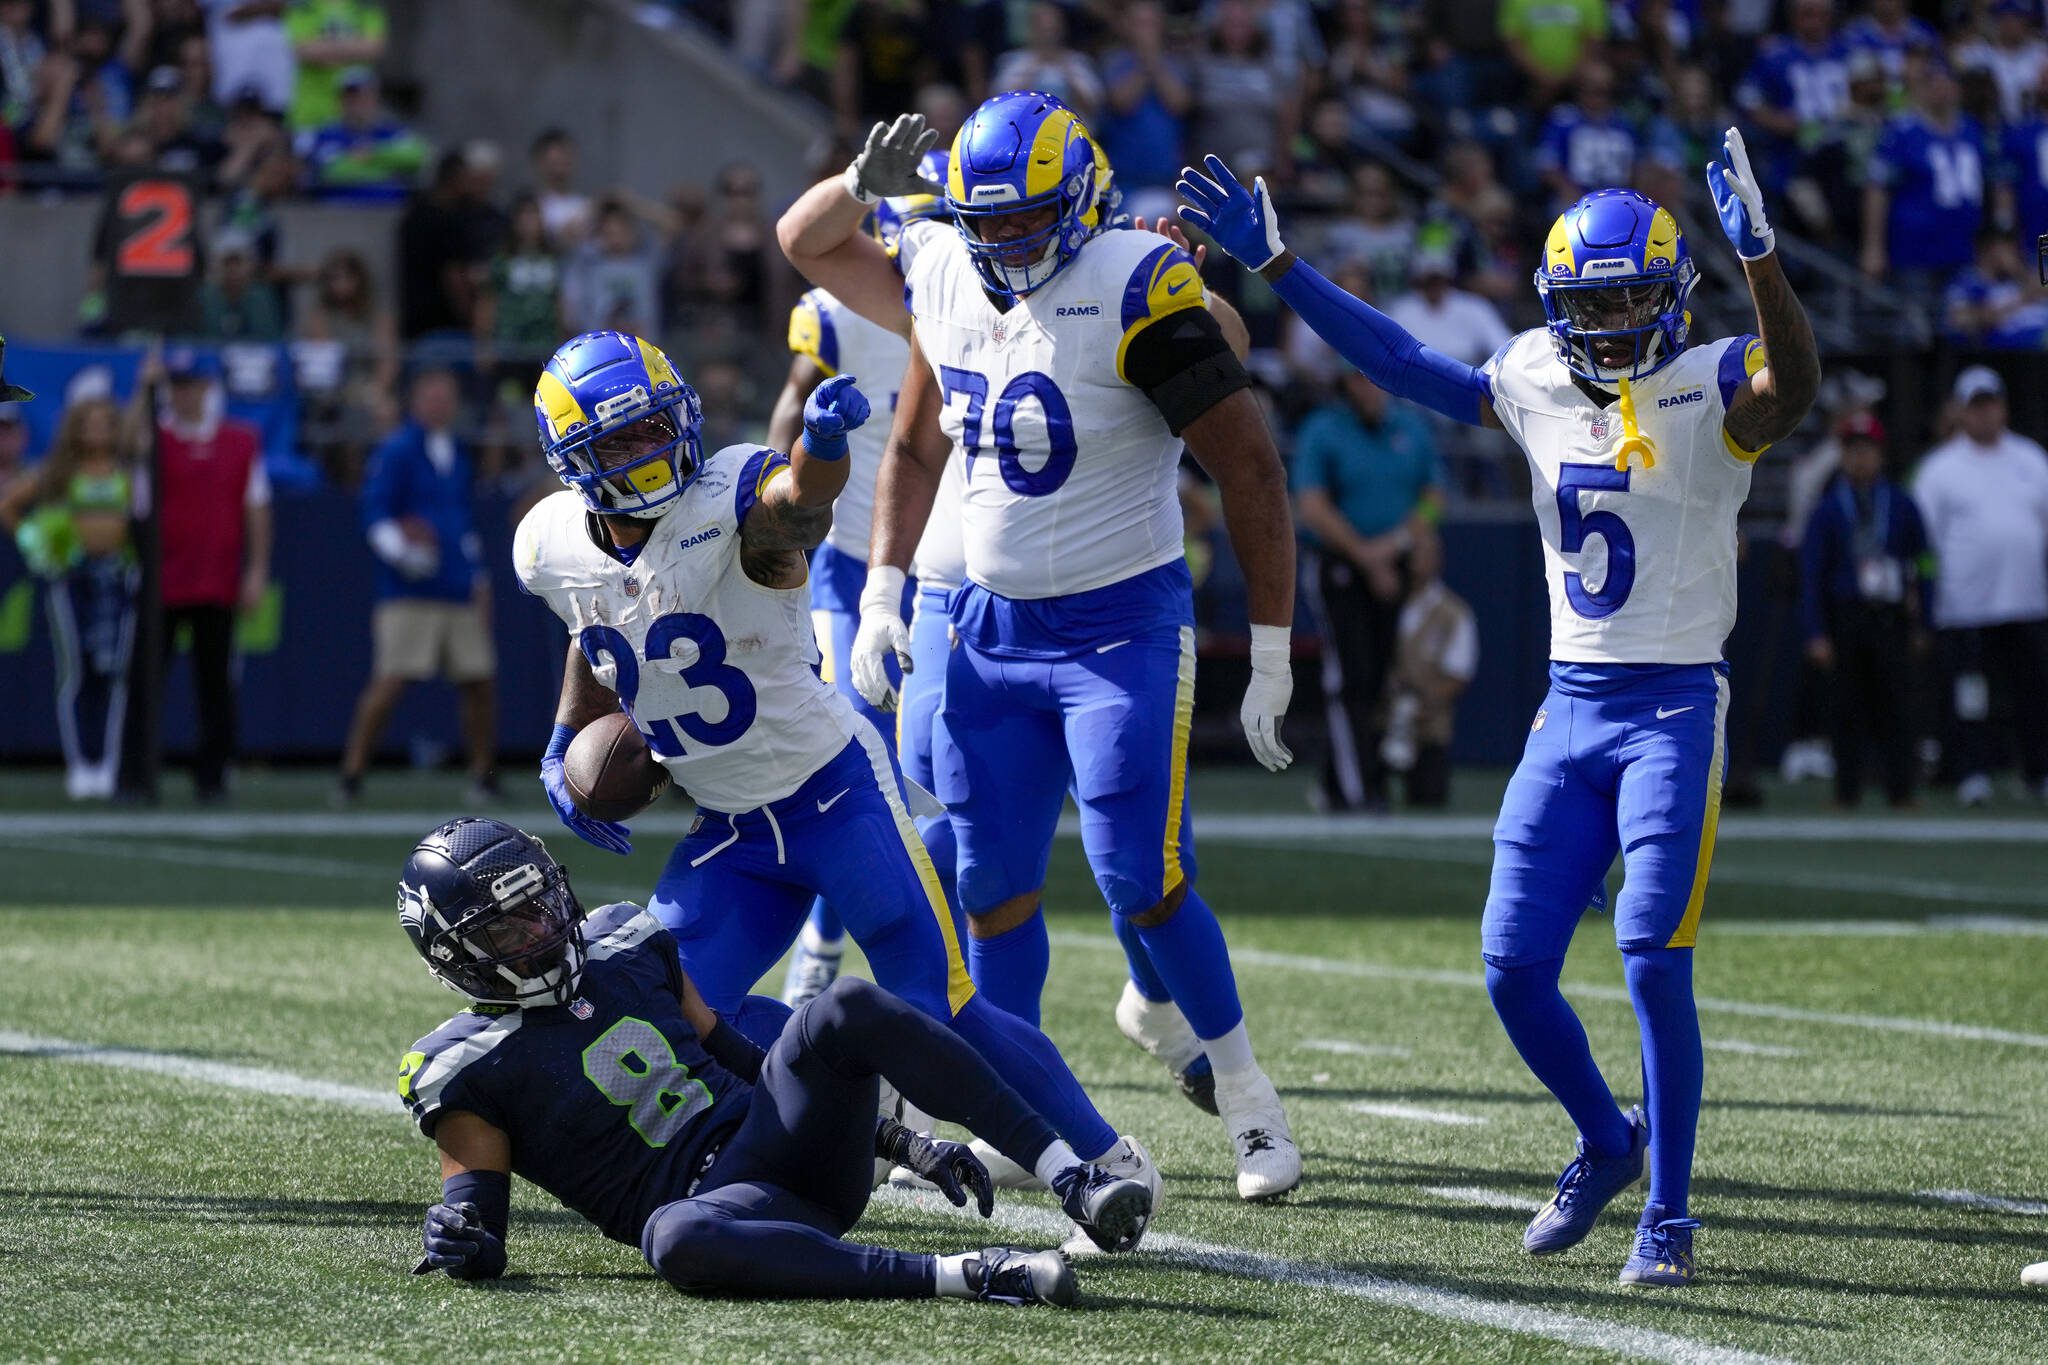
[640, 978, 1057, 1298]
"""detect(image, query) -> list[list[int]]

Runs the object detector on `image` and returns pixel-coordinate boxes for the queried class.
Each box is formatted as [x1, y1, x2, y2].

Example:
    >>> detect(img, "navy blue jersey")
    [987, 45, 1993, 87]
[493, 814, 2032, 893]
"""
[398, 903, 751, 1244]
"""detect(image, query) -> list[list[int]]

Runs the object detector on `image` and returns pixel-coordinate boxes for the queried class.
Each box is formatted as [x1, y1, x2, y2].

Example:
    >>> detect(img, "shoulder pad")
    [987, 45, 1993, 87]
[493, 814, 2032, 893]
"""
[399, 1010, 524, 1136]
[1114, 235, 1206, 341]
[512, 491, 589, 604]
[584, 902, 670, 963]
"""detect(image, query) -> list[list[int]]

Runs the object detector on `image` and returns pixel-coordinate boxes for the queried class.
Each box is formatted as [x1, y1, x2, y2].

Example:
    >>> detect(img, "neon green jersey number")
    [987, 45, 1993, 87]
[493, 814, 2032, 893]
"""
[580, 1016, 713, 1147]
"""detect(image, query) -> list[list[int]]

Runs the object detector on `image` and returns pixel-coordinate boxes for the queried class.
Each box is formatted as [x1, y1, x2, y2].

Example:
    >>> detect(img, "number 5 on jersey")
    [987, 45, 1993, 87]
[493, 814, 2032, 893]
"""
[1557, 463, 1635, 620]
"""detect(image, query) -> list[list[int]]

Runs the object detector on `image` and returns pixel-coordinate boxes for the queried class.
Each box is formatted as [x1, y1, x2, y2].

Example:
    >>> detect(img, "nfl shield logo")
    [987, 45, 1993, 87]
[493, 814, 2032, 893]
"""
[570, 999, 594, 1020]
[990, 317, 1009, 346]
[1531, 708, 1548, 732]
[1590, 415, 1610, 441]
[623, 576, 640, 598]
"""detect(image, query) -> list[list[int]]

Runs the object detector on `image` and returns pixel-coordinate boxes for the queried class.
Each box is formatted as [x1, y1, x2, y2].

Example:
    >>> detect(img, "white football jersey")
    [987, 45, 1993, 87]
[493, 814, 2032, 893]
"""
[1484, 329, 1769, 665]
[788, 288, 905, 562]
[903, 226, 1208, 600]
[514, 445, 857, 812]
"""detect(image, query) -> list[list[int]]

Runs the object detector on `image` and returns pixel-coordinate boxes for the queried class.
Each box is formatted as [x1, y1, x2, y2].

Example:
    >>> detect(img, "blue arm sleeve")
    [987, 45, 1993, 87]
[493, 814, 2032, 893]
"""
[1270, 260, 1494, 427]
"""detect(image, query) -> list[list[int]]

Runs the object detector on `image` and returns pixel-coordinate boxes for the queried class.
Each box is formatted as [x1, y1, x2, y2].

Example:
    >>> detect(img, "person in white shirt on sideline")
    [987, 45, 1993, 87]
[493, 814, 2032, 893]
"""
[1384, 249, 1513, 367]
[1910, 365, 2048, 805]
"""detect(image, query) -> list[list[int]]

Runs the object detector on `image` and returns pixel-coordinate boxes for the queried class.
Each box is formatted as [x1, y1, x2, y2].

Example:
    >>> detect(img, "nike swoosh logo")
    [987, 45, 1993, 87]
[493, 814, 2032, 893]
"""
[816, 789, 851, 814]
[1164, 279, 1190, 296]
[1655, 706, 1695, 720]
[1095, 639, 1133, 654]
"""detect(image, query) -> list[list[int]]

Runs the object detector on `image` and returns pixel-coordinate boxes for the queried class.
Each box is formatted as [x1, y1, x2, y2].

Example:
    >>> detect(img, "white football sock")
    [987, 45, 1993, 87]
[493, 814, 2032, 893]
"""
[798, 921, 843, 954]
[1204, 1022, 1256, 1080]
[1033, 1139, 1084, 1189]
[934, 1252, 972, 1298]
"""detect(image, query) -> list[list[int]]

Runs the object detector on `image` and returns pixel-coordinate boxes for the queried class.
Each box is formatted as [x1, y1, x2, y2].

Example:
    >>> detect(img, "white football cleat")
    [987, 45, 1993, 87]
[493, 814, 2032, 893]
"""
[968, 1137, 1047, 1190]
[781, 927, 844, 1008]
[1214, 1067, 1302, 1202]
[1114, 981, 1218, 1114]
[2023, 1260, 2048, 1288]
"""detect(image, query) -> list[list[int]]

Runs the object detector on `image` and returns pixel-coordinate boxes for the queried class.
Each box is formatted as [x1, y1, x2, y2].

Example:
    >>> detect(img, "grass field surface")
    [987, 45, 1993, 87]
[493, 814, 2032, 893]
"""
[3, 766, 2045, 1362]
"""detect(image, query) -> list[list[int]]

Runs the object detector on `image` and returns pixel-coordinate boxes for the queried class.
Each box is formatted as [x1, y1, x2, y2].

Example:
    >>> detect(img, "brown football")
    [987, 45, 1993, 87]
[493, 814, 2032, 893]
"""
[562, 712, 673, 822]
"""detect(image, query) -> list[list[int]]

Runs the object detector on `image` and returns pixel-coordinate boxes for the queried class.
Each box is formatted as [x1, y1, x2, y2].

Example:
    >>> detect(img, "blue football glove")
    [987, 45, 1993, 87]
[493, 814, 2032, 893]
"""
[1706, 126, 1775, 261]
[540, 722, 632, 856]
[420, 1201, 507, 1280]
[1176, 154, 1288, 272]
[801, 373, 871, 462]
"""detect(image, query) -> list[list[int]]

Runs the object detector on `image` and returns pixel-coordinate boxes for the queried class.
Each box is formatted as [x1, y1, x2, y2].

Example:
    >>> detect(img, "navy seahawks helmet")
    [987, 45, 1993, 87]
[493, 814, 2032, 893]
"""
[399, 818, 588, 1007]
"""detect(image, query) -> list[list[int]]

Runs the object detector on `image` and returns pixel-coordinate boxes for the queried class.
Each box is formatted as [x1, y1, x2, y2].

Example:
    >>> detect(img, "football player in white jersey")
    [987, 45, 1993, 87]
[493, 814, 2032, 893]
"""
[779, 96, 1304, 1202]
[765, 158, 954, 1008]
[1180, 131, 1819, 1282]
[515, 330, 1160, 1242]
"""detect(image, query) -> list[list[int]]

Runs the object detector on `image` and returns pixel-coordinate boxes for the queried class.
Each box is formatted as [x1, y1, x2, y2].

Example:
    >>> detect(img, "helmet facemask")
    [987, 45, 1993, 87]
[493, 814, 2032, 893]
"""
[1537, 262, 1696, 385]
[544, 380, 704, 520]
[403, 857, 588, 1007]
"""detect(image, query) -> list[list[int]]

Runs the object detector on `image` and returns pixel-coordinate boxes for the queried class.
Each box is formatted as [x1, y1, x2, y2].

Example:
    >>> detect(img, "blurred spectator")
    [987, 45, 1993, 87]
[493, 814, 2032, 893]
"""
[1955, 0, 2047, 126]
[1190, 0, 1283, 174]
[1842, 0, 1939, 91]
[694, 160, 784, 339]
[1322, 163, 1417, 299]
[454, 137, 506, 259]
[205, 0, 293, 116]
[0, 0, 47, 131]
[0, 391, 141, 800]
[88, 142, 204, 336]
[1497, 0, 1606, 102]
[915, 80, 967, 144]
[296, 64, 424, 201]
[563, 196, 661, 337]
[1322, 0, 1413, 153]
[2002, 67, 2048, 255]
[1385, 249, 1511, 367]
[1941, 231, 2048, 349]
[299, 245, 399, 465]
[284, 0, 385, 131]
[835, 0, 957, 135]
[1533, 59, 1637, 206]
[1861, 62, 1986, 290]
[1799, 413, 1928, 808]
[474, 192, 564, 391]
[1095, 1, 1188, 196]
[133, 63, 220, 174]
[1291, 371, 1444, 812]
[529, 127, 589, 250]
[338, 367, 496, 804]
[146, 344, 272, 802]
[1379, 527, 1476, 808]
[1291, 97, 1365, 211]
[397, 148, 481, 342]
[1735, 0, 1849, 188]
[25, 20, 135, 174]
[214, 78, 287, 185]
[198, 226, 284, 339]
[220, 141, 297, 298]
[1911, 366, 2048, 805]
[989, 2, 1099, 118]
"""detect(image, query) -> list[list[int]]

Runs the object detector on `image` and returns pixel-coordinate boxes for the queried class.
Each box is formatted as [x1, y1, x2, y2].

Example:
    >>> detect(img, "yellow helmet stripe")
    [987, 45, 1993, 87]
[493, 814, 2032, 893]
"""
[1023, 108, 1078, 199]
[1544, 217, 1575, 277]
[534, 369, 588, 439]
[634, 336, 680, 389]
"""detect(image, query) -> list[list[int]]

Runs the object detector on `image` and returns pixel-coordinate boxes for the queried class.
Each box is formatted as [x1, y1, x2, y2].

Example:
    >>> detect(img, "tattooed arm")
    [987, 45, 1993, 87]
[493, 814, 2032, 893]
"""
[738, 444, 844, 588]
[1722, 250, 1819, 457]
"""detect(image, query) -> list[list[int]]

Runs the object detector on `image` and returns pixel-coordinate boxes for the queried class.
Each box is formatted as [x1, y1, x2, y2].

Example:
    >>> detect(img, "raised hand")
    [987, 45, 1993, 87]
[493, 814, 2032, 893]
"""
[1176, 154, 1287, 271]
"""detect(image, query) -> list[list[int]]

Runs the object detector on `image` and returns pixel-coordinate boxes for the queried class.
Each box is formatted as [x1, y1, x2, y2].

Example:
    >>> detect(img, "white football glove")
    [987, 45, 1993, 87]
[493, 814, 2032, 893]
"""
[844, 114, 942, 205]
[852, 565, 913, 711]
[1241, 624, 1294, 772]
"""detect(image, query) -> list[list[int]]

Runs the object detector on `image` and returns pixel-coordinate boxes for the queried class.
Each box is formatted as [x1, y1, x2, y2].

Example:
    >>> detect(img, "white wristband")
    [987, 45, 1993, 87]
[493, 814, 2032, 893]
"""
[859, 564, 907, 616]
[1248, 623, 1291, 669]
[843, 162, 879, 206]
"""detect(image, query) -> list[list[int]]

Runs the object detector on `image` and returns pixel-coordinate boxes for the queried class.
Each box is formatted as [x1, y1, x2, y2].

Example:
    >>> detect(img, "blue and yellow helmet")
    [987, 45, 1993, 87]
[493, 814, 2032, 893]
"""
[872, 148, 951, 258]
[1535, 189, 1698, 385]
[534, 331, 704, 519]
[945, 90, 1103, 300]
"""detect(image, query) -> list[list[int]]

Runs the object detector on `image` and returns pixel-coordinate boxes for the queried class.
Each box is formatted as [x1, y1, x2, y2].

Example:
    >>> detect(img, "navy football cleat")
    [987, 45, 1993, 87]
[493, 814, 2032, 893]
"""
[1619, 1216, 1701, 1286]
[1053, 1163, 1154, 1254]
[1523, 1106, 1648, 1255]
[965, 1247, 1078, 1307]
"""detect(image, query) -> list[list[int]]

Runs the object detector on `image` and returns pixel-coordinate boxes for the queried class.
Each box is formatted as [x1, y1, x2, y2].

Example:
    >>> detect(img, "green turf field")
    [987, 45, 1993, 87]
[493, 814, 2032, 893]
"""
[4, 766, 2046, 1363]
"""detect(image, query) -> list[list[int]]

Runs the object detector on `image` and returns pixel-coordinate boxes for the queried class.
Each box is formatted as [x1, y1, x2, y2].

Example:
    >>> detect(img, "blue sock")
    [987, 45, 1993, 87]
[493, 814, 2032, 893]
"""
[1624, 947, 1701, 1221]
[806, 898, 843, 942]
[966, 910, 1049, 1028]
[1111, 912, 1172, 1002]
[1130, 889, 1243, 1042]
[1484, 956, 1631, 1156]
[950, 993, 1118, 1159]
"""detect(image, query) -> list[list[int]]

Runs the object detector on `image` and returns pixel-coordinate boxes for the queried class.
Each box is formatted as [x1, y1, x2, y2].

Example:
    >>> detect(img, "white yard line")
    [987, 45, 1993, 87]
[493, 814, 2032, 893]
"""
[1349, 1101, 1489, 1126]
[872, 1189, 1795, 1365]
[1917, 1189, 2048, 1216]
[1703, 1040, 1806, 1058]
[1298, 1038, 1413, 1058]
[1, 1023, 1801, 1365]
[1422, 1185, 1545, 1213]
[0, 1028, 400, 1113]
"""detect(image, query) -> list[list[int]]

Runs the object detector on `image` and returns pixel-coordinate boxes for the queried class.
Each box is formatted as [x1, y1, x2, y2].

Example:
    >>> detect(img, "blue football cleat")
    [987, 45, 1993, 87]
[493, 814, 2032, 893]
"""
[1523, 1106, 1648, 1255]
[1619, 1216, 1701, 1286]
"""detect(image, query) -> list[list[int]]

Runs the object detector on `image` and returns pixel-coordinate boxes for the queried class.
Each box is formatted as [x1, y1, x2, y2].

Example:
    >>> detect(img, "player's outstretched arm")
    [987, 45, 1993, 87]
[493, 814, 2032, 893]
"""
[851, 338, 950, 710]
[1706, 128, 1820, 454]
[414, 1112, 512, 1280]
[1182, 391, 1299, 772]
[541, 644, 633, 855]
[776, 114, 937, 335]
[1177, 155, 1500, 429]
[740, 374, 870, 586]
